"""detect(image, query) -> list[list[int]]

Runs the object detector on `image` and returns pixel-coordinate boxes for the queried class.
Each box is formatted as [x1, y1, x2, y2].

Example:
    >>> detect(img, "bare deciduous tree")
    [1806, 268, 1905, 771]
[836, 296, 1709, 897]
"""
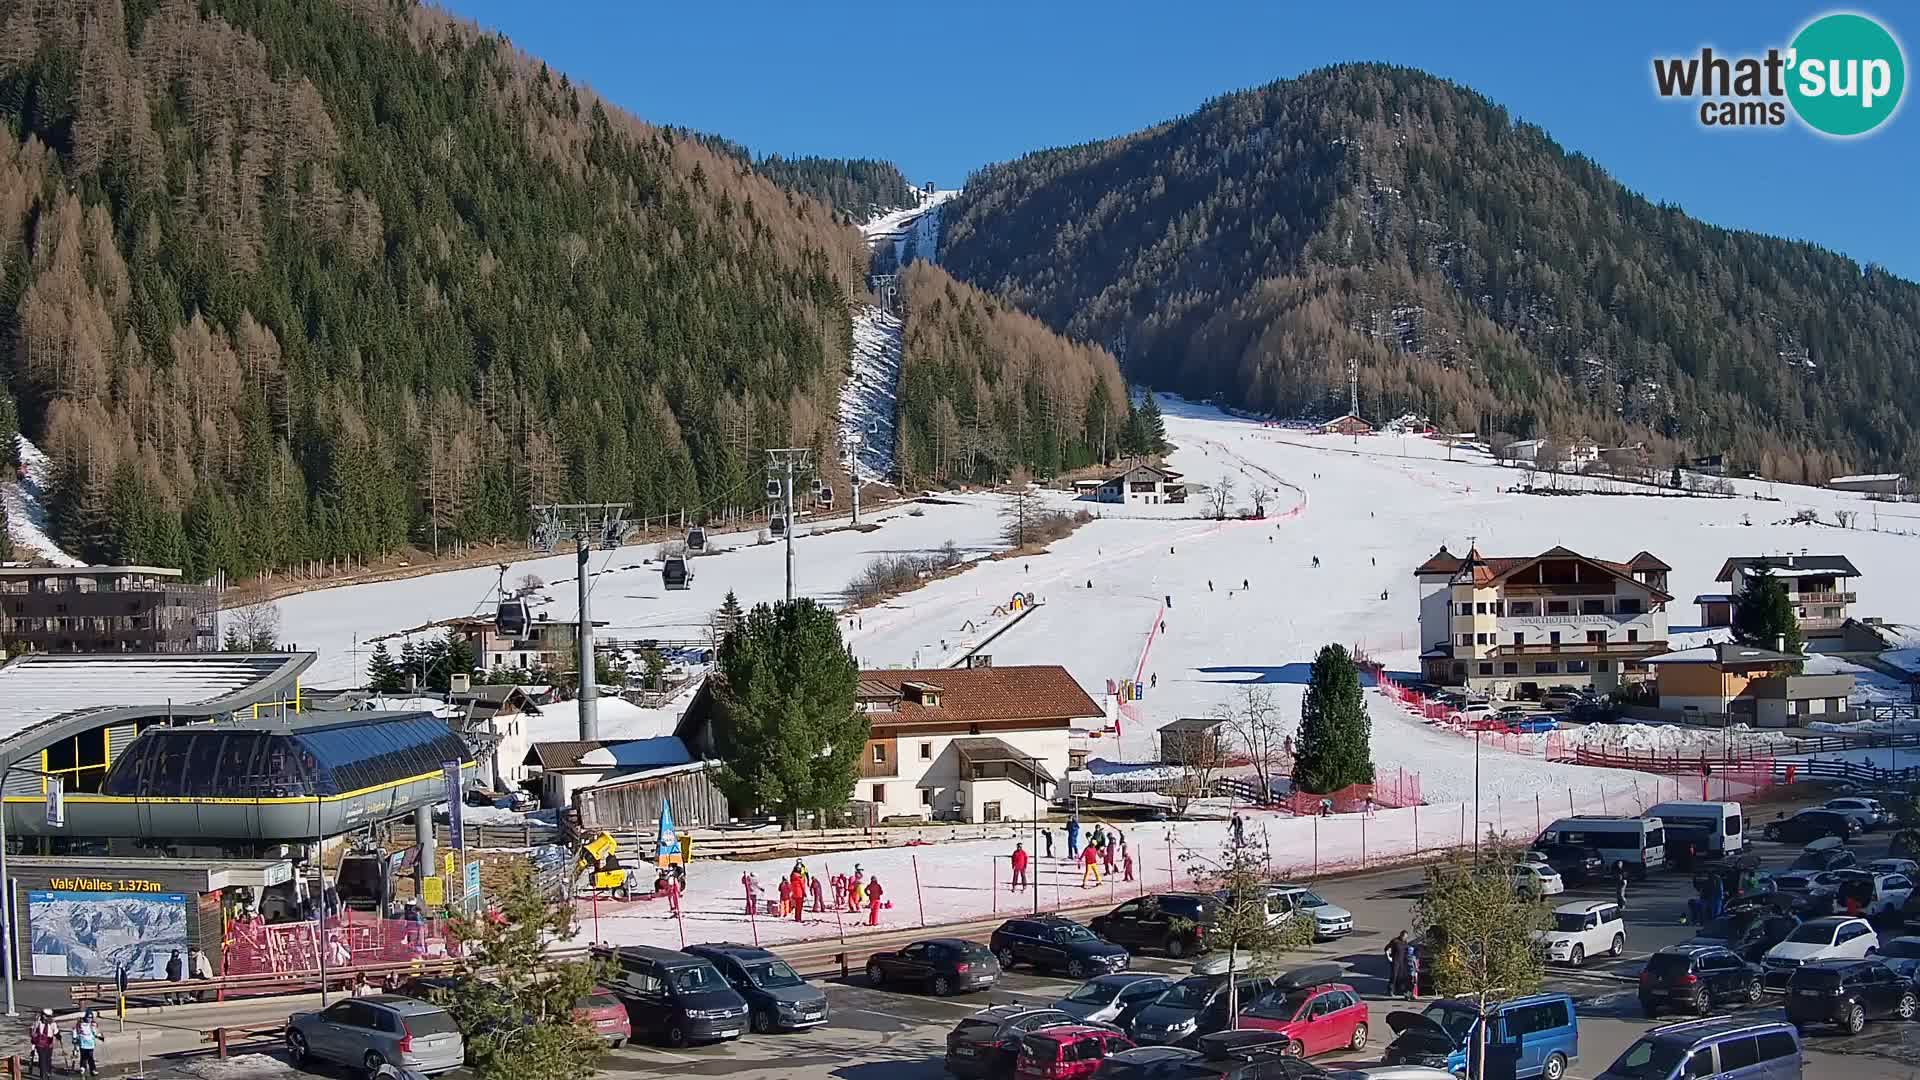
[224, 600, 281, 652]
[1249, 486, 1270, 518]
[1216, 686, 1290, 807]
[516, 573, 544, 595]
[1207, 473, 1237, 520]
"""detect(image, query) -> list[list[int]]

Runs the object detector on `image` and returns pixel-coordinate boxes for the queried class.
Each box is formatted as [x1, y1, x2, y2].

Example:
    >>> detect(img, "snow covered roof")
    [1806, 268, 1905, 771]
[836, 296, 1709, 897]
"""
[1829, 474, 1904, 484]
[1715, 555, 1860, 582]
[0, 652, 314, 759]
[524, 736, 691, 773]
[523, 695, 678, 743]
[1644, 642, 1802, 668]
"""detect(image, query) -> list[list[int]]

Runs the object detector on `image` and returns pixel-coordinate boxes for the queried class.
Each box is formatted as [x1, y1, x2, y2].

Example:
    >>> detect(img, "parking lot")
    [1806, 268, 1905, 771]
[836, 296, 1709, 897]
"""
[578, 826, 1920, 1080]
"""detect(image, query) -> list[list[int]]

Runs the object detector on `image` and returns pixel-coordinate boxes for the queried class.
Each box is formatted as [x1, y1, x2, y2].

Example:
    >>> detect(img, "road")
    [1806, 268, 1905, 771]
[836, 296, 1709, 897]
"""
[578, 831, 1920, 1080]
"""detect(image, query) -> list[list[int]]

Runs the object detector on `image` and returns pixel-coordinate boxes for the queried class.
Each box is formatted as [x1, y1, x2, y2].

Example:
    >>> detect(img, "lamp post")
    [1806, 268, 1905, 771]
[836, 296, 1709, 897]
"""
[314, 786, 331, 1007]
[1472, 727, 1483, 855]
[0, 763, 63, 1018]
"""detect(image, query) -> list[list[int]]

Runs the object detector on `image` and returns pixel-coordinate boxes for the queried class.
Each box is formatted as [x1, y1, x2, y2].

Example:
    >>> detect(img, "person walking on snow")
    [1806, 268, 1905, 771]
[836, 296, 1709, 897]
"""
[1231, 813, 1246, 848]
[1080, 843, 1103, 888]
[29, 1010, 58, 1080]
[776, 876, 792, 919]
[1151, 673, 1158, 688]
[1011, 843, 1029, 890]
[1101, 836, 1117, 875]
[742, 872, 760, 917]
[1122, 846, 1134, 882]
[851, 867, 867, 911]
[865, 876, 885, 926]
[831, 873, 848, 911]
[810, 872, 826, 913]
[1043, 828, 1055, 859]
[1066, 814, 1081, 858]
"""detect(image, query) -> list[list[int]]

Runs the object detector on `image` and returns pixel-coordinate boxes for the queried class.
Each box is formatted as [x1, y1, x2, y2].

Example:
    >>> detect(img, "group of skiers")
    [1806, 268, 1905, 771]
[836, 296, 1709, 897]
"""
[741, 861, 887, 926]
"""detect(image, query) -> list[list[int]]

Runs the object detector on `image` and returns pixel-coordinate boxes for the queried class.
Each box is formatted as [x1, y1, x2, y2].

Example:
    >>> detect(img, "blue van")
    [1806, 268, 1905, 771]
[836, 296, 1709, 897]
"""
[1383, 993, 1578, 1080]
[1597, 1017, 1800, 1080]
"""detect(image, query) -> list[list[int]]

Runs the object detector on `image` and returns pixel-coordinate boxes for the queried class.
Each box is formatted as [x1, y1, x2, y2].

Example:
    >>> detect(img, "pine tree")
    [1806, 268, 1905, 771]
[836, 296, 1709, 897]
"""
[367, 641, 403, 692]
[399, 639, 421, 691]
[1293, 643, 1374, 793]
[711, 590, 745, 644]
[1139, 394, 1168, 455]
[712, 599, 865, 818]
[1732, 566, 1803, 656]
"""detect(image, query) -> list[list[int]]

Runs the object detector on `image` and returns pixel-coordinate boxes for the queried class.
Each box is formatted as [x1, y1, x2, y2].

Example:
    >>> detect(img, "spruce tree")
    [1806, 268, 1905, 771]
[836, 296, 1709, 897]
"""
[713, 598, 865, 818]
[1293, 643, 1374, 793]
[1140, 394, 1169, 455]
[367, 642, 404, 692]
[1732, 566, 1803, 655]
[399, 639, 421, 691]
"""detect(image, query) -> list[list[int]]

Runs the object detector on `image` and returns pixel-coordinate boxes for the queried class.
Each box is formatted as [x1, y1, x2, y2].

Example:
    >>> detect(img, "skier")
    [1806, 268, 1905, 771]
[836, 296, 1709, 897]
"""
[776, 876, 793, 919]
[1102, 836, 1117, 876]
[831, 873, 848, 911]
[851, 866, 867, 912]
[1043, 828, 1055, 859]
[742, 872, 760, 917]
[1151, 672, 1158, 689]
[1242, 579, 1248, 590]
[810, 872, 826, 914]
[1066, 813, 1081, 858]
[1010, 842, 1029, 890]
[29, 1010, 58, 1080]
[1122, 846, 1134, 882]
[1312, 555, 1321, 568]
[1208, 580, 1214, 592]
[865, 876, 885, 925]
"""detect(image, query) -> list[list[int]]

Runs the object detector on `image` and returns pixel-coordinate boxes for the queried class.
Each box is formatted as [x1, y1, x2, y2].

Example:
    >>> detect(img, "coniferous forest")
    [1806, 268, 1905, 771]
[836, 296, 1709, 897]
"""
[941, 63, 1920, 482]
[0, 0, 878, 580]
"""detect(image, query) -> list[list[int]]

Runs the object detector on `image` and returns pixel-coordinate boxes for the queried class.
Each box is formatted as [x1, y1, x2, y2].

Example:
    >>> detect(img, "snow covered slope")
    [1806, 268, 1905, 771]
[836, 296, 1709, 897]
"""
[861, 188, 960, 264]
[840, 305, 901, 481]
[1, 436, 81, 566]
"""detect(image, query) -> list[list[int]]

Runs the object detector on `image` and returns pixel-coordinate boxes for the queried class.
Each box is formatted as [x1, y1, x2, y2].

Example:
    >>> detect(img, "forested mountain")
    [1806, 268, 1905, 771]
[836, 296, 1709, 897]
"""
[895, 262, 1125, 487]
[941, 63, 1920, 481]
[689, 139, 916, 221]
[0, 0, 878, 580]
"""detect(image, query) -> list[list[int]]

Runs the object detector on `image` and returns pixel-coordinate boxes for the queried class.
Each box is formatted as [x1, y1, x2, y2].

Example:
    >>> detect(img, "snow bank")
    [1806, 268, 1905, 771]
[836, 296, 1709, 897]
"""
[1555, 721, 1794, 755]
[1, 435, 81, 566]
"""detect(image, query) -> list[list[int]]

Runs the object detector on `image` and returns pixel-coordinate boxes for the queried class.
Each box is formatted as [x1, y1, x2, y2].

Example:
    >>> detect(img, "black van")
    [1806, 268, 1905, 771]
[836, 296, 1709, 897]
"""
[595, 944, 751, 1048]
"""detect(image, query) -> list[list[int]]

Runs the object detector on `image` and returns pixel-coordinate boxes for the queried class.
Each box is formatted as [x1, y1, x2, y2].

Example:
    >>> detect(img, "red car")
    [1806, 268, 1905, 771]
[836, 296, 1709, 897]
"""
[1234, 965, 1370, 1059]
[576, 987, 632, 1047]
[1014, 1024, 1133, 1079]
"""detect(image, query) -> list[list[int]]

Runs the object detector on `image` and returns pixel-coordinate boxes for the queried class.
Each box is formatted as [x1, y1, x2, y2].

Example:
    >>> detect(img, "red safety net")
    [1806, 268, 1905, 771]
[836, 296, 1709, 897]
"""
[222, 913, 461, 978]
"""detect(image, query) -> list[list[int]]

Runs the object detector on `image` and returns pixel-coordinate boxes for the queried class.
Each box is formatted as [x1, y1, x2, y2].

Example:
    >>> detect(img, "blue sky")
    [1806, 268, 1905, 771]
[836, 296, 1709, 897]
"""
[443, 1, 1917, 280]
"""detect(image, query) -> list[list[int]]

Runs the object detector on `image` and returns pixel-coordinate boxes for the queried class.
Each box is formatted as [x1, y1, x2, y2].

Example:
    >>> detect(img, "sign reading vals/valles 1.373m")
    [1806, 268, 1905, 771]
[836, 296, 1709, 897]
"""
[47, 877, 169, 893]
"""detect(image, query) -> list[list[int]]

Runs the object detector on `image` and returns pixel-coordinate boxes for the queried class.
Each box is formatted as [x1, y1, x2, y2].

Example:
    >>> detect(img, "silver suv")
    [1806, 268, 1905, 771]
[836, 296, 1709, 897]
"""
[287, 995, 465, 1076]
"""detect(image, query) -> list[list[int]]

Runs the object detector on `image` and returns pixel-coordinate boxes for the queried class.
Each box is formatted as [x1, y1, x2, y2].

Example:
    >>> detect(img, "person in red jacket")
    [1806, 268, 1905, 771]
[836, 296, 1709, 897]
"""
[1080, 842, 1102, 887]
[866, 876, 885, 925]
[790, 868, 806, 923]
[1010, 843, 1029, 890]
[776, 876, 792, 918]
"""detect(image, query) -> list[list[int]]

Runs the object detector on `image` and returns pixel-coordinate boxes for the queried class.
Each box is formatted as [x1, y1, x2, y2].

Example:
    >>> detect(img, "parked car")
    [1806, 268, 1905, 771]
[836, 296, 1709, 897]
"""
[1533, 900, 1625, 968]
[1801, 869, 1915, 919]
[1382, 995, 1578, 1080]
[1866, 858, 1920, 878]
[576, 988, 631, 1047]
[1127, 973, 1276, 1048]
[1762, 917, 1880, 990]
[993, 916, 1133, 977]
[1507, 714, 1561, 733]
[1765, 871, 1825, 910]
[1783, 958, 1916, 1035]
[1568, 698, 1618, 724]
[1638, 945, 1764, 1016]
[1540, 691, 1584, 711]
[1689, 910, 1802, 964]
[1235, 964, 1370, 1058]
[1259, 885, 1356, 941]
[946, 1005, 1077, 1080]
[1879, 936, 1920, 983]
[1596, 1017, 1802, 1080]
[597, 944, 752, 1047]
[684, 942, 829, 1033]
[1789, 835, 1858, 870]
[1511, 860, 1565, 897]
[1090, 894, 1220, 959]
[1822, 797, 1891, 832]
[1057, 974, 1176, 1025]
[287, 996, 465, 1077]
[1526, 844, 1605, 885]
[1089, 1046, 1212, 1080]
[868, 938, 1000, 996]
[1016, 1025, 1135, 1080]
[1764, 811, 1858, 845]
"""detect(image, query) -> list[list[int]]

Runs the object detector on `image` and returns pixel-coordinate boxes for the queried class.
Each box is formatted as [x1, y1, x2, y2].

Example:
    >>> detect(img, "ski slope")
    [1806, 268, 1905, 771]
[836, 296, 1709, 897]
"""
[2, 436, 81, 566]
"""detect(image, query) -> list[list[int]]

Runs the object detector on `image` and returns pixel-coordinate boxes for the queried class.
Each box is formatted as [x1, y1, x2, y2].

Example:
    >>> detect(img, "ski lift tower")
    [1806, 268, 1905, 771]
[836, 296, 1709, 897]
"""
[765, 449, 816, 603]
[530, 502, 633, 739]
[842, 433, 865, 527]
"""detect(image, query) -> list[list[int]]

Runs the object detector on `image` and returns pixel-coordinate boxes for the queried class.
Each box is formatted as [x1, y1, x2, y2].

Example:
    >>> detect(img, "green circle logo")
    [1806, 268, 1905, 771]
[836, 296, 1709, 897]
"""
[1787, 12, 1906, 136]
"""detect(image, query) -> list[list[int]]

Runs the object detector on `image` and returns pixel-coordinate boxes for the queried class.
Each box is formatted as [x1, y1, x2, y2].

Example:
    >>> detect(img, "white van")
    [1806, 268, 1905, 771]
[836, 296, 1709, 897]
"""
[1647, 801, 1743, 858]
[1537, 815, 1667, 877]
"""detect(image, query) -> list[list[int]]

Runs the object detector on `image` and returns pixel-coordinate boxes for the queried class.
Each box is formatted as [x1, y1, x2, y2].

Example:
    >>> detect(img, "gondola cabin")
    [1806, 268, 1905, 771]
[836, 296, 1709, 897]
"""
[496, 597, 531, 640]
[685, 526, 707, 552]
[661, 554, 693, 590]
[816, 486, 835, 509]
[769, 514, 786, 538]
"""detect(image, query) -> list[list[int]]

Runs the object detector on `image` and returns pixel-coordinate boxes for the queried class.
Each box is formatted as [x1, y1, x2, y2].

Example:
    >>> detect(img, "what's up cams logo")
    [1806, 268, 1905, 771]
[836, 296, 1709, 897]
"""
[1653, 12, 1906, 136]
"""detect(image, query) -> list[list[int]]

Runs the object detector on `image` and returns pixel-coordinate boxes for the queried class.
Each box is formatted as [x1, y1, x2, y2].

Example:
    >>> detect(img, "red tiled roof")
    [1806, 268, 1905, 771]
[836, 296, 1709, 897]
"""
[1411, 546, 1673, 597]
[858, 665, 1101, 728]
[1628, 551, 1672, 572]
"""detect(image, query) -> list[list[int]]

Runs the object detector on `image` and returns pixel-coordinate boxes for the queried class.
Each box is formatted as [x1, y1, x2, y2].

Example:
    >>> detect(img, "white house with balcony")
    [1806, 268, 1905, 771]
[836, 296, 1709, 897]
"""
[1708, 555, 1862, 650]
[1088, 462, 1185, 505]
[673, 661, 1100, 823]
[1415, 545, 1672, 696]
